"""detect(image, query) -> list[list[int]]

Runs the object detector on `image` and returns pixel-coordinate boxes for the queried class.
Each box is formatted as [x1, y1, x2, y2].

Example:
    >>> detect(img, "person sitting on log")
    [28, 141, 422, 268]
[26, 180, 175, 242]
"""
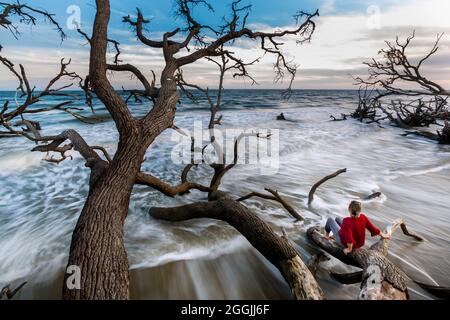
[324, 200, 390, 255]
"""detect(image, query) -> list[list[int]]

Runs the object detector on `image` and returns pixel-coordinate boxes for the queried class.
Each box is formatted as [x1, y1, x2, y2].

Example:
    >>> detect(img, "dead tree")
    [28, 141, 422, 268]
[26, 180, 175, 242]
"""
[142, 51, 321, 298]
[2, 0, 320, 299]
[376, 97, 448, 129]
[352, 33, 450, 140]
[0, 2, 65, 50]
[0, 57, 94, 139]
[350, 86, 378, 122]
[354, 32, 449, 99]
[0, 3, 92, 138]
[307, 219, 424, 300]
[238, 188, 304, 221]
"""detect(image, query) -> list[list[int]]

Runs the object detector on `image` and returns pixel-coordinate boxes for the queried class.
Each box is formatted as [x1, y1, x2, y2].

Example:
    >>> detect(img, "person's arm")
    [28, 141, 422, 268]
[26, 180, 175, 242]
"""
[364, 214, 381, 236]
[340, 222, 354, 254]
[364, 215, 390, 239]
[343, 243, 353, 255]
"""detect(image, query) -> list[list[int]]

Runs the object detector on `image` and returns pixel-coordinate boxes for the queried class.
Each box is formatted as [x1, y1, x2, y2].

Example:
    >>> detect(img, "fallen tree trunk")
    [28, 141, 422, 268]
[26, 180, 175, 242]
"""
[150, 197, 324, 300]
[307, 219, 423, 300]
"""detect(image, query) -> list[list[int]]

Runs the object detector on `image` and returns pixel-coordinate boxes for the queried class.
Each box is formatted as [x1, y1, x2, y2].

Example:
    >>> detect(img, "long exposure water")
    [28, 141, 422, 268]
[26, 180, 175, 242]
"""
[0, 90, 449, 299]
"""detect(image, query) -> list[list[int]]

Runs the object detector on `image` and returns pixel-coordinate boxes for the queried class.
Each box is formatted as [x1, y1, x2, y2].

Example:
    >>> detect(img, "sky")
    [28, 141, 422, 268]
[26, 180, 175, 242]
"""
[0, 0, 449, 90]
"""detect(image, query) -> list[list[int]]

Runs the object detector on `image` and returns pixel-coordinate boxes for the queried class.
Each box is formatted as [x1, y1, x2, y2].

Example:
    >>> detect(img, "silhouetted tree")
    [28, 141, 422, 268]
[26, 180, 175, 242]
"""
[352, 33, 450, 143]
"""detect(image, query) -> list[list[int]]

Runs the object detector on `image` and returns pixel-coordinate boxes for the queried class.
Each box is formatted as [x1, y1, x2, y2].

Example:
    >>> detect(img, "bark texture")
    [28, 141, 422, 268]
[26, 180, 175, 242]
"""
[62, 0, 179, 299]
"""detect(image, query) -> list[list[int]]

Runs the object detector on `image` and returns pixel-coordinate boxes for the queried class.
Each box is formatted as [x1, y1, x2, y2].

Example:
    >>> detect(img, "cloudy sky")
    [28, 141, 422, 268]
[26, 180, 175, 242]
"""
[0, 0, 449, 90]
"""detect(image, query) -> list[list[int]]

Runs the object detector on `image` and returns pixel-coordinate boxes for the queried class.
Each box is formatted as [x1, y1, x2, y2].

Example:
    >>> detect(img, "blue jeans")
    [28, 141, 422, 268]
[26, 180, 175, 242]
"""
[325, 217, 343, 246]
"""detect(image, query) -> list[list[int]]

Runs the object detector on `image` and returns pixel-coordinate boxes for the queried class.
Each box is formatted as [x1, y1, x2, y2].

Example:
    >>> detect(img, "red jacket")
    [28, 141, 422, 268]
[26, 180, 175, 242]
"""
[338, 214, 380, 249]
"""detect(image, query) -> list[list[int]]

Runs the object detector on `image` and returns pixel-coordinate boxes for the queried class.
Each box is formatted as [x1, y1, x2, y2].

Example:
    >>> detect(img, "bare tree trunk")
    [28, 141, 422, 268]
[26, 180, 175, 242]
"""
[150, 197, 324, 300]
[62, 135, 144, 300]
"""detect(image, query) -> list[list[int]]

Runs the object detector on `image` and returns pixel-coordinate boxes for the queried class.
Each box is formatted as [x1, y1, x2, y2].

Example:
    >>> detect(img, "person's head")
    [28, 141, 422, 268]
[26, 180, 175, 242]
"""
[348, 200, 362, 217]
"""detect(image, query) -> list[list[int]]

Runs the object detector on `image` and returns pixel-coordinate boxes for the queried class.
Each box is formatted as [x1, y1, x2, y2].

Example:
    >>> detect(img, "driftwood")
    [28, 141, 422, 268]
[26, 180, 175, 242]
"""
[438, 121, 450, 144]
[307, 219, 424, 300]
[413, 281, 450, 300]
[361, 192, 382, 201]
[330, 271, 363, 285]
[350, 87, 379, 122]
[402, 121, 450, 145]
[308, 168, 347, 206]
[330, 114, 347, 121]
[307, 253, 328, 277]
[276, 113, 286, 120]
[150, 195, 324, 300]
[0, 282, 27, 300]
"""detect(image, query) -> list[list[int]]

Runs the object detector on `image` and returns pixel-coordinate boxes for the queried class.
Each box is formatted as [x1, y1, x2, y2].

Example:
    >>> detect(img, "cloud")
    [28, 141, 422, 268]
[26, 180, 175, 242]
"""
[321, 0, 336, 15]
[0, 0, 449, 90]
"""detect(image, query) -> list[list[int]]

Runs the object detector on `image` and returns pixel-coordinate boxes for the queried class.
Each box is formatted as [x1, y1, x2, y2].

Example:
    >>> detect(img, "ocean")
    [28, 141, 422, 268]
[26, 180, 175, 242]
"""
[0, 89, 449, 299]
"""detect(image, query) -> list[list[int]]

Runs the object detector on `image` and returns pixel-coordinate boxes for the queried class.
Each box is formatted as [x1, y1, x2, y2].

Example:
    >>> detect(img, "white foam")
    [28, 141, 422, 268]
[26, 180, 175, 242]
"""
[0, 152, 42, 175]
[130, 236, 249, 269]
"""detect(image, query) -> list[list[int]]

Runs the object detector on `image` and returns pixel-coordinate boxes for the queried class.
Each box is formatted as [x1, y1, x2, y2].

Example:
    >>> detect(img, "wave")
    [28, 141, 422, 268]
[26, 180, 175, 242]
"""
[385, 161, 450, 181]
[130, 236, 249, 270]
[0, 152, 43, 175]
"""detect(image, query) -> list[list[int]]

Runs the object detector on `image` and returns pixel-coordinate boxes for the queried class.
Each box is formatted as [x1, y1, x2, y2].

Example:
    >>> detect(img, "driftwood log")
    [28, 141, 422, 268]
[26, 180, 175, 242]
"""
[307, 218, 424, 300]
[361, 192, 382, 201]
[150, 194, 324, 300]
[0, 282, 27, 300]
[308, 168, 347, 206]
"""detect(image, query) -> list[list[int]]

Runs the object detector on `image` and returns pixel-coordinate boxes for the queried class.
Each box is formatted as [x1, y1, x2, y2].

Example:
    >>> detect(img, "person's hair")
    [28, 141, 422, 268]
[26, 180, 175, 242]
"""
[348, 200, 362, 216]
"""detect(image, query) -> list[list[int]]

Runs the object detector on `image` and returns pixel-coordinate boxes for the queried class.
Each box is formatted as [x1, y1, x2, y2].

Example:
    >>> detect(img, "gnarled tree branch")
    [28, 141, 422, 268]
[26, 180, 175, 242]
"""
[308, 168, 347, 206]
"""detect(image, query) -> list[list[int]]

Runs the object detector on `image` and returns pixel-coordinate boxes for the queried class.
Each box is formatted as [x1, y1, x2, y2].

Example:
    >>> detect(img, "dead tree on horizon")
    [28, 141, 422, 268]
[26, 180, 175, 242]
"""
[1, 0, 325, 300]
[351, 32, 450, 143]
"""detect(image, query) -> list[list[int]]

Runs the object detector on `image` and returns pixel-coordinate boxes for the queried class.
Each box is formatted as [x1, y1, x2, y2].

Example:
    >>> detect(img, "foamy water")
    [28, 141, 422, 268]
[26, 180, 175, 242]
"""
[0, 90, 449, 299]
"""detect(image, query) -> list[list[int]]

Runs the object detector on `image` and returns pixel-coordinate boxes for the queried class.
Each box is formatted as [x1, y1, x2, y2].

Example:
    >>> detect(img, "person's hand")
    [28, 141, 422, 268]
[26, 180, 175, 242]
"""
[380, 232, 391, 240]
[343, 248, 352, 255]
